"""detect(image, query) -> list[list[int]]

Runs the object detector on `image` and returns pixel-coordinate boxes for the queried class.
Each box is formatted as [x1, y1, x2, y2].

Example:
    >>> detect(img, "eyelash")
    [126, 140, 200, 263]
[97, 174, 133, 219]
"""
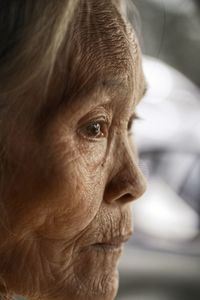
[127, 118, 134, 132]
[127, 113, 140, 133]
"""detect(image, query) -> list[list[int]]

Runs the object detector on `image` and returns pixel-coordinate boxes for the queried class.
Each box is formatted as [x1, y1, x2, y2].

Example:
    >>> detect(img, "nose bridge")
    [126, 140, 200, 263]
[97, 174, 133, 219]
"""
[120, 139, 146, 196]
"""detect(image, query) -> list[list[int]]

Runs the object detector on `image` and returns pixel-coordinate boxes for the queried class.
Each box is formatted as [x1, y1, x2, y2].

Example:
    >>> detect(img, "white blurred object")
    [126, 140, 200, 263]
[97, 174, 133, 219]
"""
[132, 178, 199, 241]
[134, 56, 200, 153]
[132, 56, 200, 242]
[150, 0, 197, 14]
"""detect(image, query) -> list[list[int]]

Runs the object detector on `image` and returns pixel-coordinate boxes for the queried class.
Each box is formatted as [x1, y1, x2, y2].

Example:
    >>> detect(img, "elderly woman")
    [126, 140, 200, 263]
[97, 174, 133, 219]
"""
[0, 1, 146, 299]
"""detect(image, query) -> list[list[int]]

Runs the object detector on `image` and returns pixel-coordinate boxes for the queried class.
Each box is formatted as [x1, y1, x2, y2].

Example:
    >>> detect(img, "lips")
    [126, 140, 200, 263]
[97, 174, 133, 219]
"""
[91, 233, 132, 251]
[77, 208, 133, 253]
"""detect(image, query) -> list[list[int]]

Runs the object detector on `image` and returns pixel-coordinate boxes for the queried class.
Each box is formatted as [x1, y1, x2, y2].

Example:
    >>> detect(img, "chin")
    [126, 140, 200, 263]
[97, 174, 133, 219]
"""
[49, 247, 121, 300]
[53, 271, 119, 300]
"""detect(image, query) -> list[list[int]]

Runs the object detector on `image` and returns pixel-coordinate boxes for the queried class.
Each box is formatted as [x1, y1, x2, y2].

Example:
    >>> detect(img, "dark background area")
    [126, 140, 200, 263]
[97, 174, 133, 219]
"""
[131, 0, 200, 87]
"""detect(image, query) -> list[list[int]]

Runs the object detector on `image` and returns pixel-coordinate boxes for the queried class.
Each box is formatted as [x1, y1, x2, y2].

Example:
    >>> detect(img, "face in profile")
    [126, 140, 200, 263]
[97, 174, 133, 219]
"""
[0, 1, 146, 300]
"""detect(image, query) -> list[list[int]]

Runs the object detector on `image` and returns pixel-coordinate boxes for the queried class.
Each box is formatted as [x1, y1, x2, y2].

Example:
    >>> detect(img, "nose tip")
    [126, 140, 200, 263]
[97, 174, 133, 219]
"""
[104, 166, 147, 205]
[131, 172, 147, 198]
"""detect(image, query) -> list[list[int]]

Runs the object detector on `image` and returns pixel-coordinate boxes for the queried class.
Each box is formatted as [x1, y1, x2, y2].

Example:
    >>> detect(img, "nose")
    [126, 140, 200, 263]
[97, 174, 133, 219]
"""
[104, 143, 147, 205]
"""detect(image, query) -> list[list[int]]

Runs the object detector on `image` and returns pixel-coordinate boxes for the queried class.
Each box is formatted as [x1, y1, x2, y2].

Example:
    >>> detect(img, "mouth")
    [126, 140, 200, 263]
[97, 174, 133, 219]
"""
[91, 234, 132, 252]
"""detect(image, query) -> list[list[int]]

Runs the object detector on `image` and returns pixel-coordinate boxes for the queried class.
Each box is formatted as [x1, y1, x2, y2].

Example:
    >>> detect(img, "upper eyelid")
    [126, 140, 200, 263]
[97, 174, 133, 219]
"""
[77, 107, 112, 127]
[78, 116, 110, 131]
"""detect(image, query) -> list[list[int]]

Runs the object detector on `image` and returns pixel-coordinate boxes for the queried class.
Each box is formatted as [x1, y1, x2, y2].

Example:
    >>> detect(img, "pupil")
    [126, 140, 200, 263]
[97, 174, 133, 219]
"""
[88, 123, 100, 136]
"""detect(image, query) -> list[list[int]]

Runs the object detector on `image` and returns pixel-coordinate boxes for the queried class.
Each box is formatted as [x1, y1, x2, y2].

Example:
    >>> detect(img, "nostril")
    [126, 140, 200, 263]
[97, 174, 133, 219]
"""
[104, 167, 147, 204]
[119, 193, 133, 204]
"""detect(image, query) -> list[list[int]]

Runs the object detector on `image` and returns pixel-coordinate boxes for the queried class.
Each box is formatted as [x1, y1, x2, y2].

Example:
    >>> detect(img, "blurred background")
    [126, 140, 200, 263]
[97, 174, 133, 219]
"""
[117, 0, 200, 299]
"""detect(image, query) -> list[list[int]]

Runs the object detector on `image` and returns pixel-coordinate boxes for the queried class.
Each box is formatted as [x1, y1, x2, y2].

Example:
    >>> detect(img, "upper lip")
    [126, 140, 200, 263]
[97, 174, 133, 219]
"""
[92, 232, 132, 246]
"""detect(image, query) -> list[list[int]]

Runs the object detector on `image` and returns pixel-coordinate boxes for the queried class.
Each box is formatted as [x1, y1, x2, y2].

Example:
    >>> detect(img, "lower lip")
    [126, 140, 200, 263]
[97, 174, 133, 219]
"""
[91, 243, 123, 252]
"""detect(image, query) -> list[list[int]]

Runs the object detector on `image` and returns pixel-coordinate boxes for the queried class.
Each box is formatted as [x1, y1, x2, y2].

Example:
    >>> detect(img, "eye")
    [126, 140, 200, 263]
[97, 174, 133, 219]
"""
[78, 119, 109, 140]
[127, 117, 134, 132]
[127, 113, 140, 133]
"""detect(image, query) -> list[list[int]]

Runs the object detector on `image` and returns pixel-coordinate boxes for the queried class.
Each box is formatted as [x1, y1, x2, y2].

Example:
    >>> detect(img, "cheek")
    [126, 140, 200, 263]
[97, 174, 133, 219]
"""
[77, 139, 108, 170]
[37, 139, 107, 240]
[1, 126, 108, 244]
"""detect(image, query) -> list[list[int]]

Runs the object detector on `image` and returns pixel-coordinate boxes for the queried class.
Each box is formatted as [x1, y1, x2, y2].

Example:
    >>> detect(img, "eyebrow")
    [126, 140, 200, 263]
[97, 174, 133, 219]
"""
[73, 77, 129, 106]
[72, 75, 147, 109]
[92, 77, 129, 92]
[96, 77, 148, 100]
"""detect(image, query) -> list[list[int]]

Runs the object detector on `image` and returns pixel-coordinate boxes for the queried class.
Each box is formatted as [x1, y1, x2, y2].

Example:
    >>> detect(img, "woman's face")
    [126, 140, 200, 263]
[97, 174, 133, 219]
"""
[0, 2, 146, 300]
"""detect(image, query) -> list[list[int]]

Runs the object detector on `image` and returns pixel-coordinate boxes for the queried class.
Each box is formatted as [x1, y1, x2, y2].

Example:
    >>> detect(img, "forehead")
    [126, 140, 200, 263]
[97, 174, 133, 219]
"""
[65, 1, 144, 99]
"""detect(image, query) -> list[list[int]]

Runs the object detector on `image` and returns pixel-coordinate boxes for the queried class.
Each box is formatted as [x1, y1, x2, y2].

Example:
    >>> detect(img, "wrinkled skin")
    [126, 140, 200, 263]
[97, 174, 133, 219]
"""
[0, 1, 146, 300]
